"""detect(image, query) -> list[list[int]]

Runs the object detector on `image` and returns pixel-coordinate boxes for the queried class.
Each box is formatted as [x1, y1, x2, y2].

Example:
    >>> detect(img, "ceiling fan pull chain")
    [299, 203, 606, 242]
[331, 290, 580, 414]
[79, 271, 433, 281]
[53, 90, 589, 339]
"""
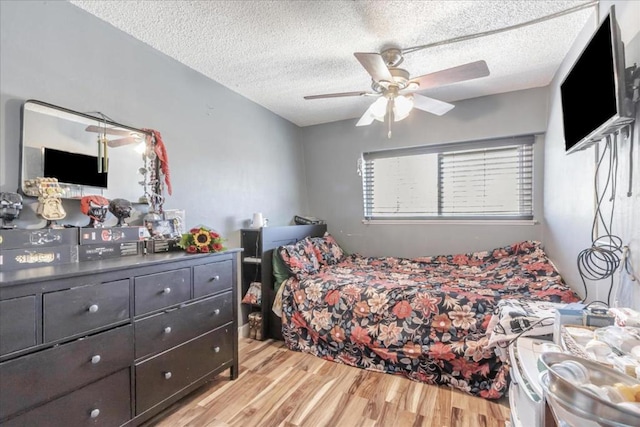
[387, 98, 394, 139]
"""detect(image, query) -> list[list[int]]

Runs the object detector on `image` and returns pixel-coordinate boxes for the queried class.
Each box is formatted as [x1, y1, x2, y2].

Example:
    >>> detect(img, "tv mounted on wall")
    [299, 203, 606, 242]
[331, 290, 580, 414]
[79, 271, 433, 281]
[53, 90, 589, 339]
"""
[561, 5, 635, 154]
[43, 147, 108, 189]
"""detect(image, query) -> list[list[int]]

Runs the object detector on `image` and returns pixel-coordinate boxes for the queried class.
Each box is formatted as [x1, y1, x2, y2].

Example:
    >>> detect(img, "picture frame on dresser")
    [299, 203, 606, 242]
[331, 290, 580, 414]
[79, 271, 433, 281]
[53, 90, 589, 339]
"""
[0, 249, 241, 426]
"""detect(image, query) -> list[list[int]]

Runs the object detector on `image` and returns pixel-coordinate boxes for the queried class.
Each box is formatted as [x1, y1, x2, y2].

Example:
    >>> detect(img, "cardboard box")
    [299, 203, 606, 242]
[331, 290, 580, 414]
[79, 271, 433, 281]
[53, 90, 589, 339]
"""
[0, 245, 78, 271]
[0, 228, 79, 250]
[145, 239, 181, 254]
[79, 227, 145, 245]
[78, 242, 142, 262]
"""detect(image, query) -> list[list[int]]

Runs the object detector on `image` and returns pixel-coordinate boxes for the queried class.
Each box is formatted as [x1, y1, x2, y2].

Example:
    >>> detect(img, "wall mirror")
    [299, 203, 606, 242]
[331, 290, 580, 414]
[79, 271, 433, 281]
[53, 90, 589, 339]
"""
[21, 100, 149, 201]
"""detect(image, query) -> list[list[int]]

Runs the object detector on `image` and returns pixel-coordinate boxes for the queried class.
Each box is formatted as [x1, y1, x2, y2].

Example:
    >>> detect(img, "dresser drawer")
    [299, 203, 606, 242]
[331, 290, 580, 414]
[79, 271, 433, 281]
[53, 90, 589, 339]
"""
[43, 279, 130, 342]
[0, 296, 36, 355]
[0, 325, 133, 420]
[3, 368, 131, 427]
[134, 268, 191, 315]
[135, 324, 233, 415]
[135, 291, 233, 359]
[193, 260, 232, 298]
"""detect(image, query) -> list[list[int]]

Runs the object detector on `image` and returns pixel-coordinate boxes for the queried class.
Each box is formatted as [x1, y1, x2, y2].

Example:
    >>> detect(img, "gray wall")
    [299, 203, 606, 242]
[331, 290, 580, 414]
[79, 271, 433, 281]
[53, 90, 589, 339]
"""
[0, 0, 308, 246]
[300, 87, 549, 257]
[543, 0, 640, 308]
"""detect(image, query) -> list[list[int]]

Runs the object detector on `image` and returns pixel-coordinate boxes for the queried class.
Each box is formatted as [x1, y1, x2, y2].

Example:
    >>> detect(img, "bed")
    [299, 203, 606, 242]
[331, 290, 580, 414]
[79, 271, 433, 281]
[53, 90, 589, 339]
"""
[273, 237, 580, 399]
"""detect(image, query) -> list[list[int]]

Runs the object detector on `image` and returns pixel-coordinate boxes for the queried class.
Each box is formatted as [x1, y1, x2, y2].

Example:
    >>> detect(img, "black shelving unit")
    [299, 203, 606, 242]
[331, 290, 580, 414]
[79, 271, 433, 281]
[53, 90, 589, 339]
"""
[240, 228, 265, 340]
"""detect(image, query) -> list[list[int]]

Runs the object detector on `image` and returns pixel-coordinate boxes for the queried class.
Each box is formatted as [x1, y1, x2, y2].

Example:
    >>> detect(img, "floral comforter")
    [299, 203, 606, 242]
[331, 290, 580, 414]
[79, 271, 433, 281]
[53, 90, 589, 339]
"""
[280, 241, 579, 399]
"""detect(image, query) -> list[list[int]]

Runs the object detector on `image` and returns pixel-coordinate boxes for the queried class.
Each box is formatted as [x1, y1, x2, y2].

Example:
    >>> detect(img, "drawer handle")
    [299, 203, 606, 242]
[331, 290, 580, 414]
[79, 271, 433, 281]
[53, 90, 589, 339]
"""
[90, 409, 100, 419]
[214, 346, 220, 353]
[211, 275, 220, 282]
[164, 326, 172, 334]
[214, 308, 220, 315]
[88, 304, 99, 313]
[91, 355, 101, 364]
[163, 287, 172, 295]
[164, 371, 172, 380]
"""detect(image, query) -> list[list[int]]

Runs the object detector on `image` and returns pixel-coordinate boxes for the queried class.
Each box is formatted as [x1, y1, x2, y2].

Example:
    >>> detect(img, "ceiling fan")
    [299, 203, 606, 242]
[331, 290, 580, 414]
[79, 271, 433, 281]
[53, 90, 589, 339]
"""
[304, 48, 490, 137]
[85, 125, 144, 147]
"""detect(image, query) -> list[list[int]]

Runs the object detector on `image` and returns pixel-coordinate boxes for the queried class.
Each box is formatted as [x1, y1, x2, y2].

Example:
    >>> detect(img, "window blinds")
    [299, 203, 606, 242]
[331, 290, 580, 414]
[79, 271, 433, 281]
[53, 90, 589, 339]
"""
[362, 135, 535, 220]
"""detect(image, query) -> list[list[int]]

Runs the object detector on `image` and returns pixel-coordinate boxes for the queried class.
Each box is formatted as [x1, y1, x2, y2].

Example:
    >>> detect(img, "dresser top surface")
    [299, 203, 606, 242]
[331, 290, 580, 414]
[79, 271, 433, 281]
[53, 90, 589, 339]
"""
[0, 248, 241, 288]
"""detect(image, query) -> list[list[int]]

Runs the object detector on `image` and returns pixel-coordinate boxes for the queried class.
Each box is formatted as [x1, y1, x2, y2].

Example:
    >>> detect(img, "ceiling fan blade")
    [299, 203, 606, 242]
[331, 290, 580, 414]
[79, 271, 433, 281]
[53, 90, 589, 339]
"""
[411, 60, 490, 90]
[354, 52, 393, 82]
[107, 137, 139, 148]
[304, 91, 372, 100]
[85, 125, 134, 137]
[412, 94, 455, 116]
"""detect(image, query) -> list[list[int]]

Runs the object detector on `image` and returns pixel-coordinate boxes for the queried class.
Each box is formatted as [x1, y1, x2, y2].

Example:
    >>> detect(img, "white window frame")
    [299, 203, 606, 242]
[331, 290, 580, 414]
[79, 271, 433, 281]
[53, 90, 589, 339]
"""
[360, 135, 536, 223]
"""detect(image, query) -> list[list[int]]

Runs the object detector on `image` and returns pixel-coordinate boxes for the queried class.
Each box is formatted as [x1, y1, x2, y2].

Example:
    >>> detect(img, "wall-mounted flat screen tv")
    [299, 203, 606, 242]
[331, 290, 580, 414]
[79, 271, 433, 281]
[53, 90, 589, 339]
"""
[44, 147, 108, 188]
[561, 5, 634, 154]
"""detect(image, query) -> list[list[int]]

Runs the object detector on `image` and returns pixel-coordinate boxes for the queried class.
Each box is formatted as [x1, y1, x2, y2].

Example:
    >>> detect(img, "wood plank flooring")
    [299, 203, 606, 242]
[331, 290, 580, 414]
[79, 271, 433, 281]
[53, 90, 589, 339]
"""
[143, 338, 511, 427]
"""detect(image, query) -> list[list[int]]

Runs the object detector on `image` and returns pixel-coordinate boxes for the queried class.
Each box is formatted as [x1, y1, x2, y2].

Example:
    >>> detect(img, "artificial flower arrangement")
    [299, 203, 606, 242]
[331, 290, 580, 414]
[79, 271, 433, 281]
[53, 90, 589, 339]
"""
[178, 225, 226, 253]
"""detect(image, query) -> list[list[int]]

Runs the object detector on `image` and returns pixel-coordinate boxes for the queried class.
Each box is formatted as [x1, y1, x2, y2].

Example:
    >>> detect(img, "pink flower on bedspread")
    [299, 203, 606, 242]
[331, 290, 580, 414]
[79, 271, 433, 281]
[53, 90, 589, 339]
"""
[330, 326, 346, 343]
[350, 326, 371, 346]
[432, 314, 452, 333]
[402, 343, 422, 358]
[453, 254, 469, 265]
[448, 305, 476, 330]
[368, 292, 388, 314]
[371, 346, 399, 363]
[414, 294, 441, 317]
[429, 342, 456, 361]
[324, 289, 340, 305]
[524, 262, 554, 274]
[392, 301, 413, 319]
[450, 358, 481, 379]
[378, 323, 402, 346]
[354, 301, 370, 317]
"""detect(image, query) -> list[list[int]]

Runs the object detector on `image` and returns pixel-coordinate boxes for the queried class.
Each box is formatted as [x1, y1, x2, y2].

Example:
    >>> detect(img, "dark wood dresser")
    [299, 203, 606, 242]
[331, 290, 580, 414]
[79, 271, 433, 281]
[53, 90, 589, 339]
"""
[0, 250, 240, 426]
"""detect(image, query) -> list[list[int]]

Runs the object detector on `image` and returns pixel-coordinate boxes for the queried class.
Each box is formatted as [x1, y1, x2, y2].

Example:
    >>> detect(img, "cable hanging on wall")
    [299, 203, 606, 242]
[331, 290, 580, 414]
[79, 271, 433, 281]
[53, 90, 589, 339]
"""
[577, 133, 624, 306]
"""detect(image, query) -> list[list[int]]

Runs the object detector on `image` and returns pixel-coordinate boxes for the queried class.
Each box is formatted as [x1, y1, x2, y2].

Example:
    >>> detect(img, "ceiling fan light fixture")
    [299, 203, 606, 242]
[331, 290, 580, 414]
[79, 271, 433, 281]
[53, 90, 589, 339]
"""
[406, 81, 419, 90]
[370, 97, 388, 120]
[393, 95, 414, 121]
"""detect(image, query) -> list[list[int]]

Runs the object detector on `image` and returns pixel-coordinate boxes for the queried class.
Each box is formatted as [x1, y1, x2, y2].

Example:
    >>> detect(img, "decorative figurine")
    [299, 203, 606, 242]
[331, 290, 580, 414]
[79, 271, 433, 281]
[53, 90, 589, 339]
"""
[0, 192, 23, 228]
[80, 195, 110, 227]
[32, 177, 66, 227]
[109, 198, 133, 227]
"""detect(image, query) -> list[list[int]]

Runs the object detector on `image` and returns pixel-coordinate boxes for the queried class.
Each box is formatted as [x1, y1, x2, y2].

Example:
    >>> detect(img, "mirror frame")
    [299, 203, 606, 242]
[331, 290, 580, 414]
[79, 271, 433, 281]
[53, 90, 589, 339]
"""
[20, 99, 151, 200]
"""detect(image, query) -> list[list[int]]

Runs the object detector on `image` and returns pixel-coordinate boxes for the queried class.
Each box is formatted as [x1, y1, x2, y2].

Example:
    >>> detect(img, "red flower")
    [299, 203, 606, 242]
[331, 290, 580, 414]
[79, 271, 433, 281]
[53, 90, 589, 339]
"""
[189, 228, 199, 234]
[330, 326, 345, 343]
[291, 311, 307, 329]
[428, 342, 456, 361]
[371, 346, 398, 363]
[325, 290, 340, 305]
[453, 254, 469, 265]
[354, 301, 370, 317]
[186, 245, 197, 253]
[432, 314, 451, 333]
[350, 326, 371, 346]
[210, 232, 220, 239]
[200, 245, 210, 253]
[402, 343, 422, 358]
[392, 301, 413, 319]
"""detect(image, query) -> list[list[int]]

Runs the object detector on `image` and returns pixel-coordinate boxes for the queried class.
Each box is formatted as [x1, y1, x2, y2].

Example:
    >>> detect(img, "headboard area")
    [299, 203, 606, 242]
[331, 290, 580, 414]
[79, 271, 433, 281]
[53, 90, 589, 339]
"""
[261, 224, 327, 340]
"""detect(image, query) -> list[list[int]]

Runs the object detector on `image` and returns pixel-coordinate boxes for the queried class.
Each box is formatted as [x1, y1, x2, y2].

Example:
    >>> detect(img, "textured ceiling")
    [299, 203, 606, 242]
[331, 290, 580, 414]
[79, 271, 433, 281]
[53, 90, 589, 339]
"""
[69, 0, 595, 127]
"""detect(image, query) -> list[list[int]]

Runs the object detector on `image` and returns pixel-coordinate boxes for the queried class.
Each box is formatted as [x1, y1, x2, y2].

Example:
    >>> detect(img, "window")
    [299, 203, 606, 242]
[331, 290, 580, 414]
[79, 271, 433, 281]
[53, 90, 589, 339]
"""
[361, 135, 534, 220]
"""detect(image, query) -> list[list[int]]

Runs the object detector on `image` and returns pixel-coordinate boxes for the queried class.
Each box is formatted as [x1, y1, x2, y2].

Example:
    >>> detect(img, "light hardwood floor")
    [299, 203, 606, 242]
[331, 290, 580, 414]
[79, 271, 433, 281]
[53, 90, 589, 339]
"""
[143, 338, 511, 427]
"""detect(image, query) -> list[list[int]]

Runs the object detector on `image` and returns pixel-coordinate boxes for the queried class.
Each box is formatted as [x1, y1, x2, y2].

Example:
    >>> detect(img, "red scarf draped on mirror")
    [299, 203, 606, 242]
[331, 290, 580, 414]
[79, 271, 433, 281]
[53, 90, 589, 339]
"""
[143, 129, 172, 196]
